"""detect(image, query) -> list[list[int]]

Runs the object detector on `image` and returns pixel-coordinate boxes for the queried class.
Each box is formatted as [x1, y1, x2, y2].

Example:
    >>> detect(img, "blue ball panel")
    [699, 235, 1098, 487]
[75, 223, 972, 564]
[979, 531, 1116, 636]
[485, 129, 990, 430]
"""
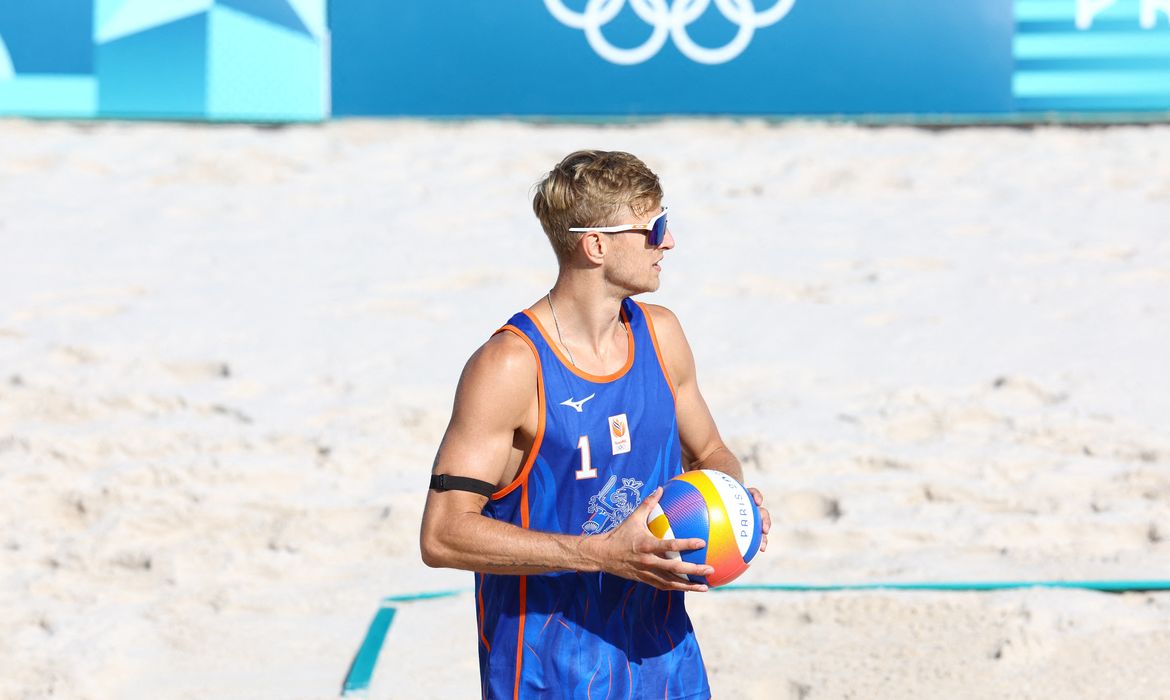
[743, 496, 763, 564]
[659, 480, 709, 579]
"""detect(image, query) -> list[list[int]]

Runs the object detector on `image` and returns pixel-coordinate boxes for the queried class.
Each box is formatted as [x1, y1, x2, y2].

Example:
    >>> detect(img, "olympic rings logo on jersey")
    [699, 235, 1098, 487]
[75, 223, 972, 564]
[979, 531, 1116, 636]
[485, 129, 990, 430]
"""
[543, 0, 796, 65]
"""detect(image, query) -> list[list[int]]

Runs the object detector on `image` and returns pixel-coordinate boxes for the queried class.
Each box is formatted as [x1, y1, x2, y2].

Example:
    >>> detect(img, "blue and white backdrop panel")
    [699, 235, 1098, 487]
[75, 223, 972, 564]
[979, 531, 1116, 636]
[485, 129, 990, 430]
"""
[0, 0, 328, 120]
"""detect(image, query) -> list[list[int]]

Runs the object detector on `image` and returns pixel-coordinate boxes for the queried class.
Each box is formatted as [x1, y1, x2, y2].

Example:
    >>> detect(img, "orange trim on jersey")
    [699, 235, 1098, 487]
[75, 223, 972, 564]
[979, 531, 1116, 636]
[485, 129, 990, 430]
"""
[635, 301, 676, 402]
[514, 573, 527, 700]
[481, 323, 537, 699]
[477, 575, 491, 652]
[521, 308, 635, 383]
[491, 325, 546, 501]
[513, 480, 532, 699]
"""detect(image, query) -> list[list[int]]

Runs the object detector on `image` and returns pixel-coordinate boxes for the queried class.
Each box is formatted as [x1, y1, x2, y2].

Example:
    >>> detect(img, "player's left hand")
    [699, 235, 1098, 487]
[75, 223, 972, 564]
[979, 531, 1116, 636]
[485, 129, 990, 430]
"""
[746, 487, 770, 553]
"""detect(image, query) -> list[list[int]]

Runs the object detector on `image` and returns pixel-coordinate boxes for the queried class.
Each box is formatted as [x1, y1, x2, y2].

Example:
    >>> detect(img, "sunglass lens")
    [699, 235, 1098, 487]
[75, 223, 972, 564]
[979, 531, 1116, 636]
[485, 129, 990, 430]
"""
[650, 214, 667, 246]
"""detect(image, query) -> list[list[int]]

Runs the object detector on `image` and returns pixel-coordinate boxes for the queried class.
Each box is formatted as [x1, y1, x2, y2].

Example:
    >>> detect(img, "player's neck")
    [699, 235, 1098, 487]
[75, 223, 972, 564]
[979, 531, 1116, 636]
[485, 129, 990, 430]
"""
[545, 272, 627, 356]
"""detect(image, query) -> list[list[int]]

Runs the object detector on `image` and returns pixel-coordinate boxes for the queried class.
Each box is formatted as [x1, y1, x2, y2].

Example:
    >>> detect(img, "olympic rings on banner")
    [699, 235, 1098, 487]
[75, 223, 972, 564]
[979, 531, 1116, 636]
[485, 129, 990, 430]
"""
[543, 0, 795, 65]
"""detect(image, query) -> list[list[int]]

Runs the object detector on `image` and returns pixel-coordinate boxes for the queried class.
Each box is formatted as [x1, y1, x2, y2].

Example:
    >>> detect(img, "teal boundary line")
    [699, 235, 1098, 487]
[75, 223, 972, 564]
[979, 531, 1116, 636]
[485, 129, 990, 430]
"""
[341, 605, 396, 697]
[381, 588, 468, 603]
[339, 580, 1170, 695]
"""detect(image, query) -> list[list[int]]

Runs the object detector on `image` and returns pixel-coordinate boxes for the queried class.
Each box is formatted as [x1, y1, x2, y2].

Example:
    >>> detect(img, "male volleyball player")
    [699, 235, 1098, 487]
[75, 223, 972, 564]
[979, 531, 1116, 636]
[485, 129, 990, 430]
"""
[420, 150, 770, 699]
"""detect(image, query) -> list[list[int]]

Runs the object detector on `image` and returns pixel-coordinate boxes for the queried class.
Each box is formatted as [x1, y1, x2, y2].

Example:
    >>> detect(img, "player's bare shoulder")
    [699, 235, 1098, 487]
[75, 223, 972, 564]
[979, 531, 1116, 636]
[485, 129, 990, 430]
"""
[641, 302, 687, 347]
[474, 328, 538, 377]
[641, 302, 682, 330]
[451, 328, 539, 429]
[639, 302, 695, 382]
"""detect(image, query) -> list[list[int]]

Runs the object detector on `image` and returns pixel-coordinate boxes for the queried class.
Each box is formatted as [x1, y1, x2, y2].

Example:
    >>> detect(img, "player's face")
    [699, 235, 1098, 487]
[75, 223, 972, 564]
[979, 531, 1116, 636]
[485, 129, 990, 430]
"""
[604, 203, 674, 295]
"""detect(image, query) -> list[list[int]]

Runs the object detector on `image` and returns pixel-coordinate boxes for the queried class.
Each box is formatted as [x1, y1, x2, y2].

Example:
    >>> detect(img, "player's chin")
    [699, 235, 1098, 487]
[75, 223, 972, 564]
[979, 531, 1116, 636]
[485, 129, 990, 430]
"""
[619, 274, 660, 296]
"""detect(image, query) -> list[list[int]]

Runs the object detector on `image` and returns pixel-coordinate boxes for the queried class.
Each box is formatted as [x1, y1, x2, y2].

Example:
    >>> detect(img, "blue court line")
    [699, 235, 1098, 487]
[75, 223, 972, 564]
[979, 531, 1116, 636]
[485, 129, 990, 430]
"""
[340, 580, 1170, 694]
[381, 588, 467, 603]
[341, 605, 396, 697]
[340, 590, 469, 696]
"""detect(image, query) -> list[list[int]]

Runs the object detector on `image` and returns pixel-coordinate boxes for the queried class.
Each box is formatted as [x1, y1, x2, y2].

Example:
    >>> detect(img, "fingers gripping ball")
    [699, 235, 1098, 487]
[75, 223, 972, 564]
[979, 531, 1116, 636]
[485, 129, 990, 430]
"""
[646, 470, 763, 588]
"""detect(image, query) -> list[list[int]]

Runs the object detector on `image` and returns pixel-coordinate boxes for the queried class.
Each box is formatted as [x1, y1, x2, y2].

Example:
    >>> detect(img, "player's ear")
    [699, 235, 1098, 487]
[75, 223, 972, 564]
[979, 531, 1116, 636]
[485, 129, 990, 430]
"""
[580, 231, 607, 264]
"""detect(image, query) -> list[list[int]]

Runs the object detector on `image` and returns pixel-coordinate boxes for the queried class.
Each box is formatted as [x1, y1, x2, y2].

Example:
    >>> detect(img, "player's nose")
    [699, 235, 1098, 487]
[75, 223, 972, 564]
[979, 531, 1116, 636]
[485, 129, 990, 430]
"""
[659, 226, 675, 250]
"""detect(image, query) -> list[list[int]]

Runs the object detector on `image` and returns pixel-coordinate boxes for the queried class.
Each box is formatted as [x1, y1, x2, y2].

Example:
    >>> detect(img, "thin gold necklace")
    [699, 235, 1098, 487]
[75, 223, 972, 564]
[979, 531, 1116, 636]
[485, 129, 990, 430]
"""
[546, 291, 627, 369]
[546, 291, 577, 367]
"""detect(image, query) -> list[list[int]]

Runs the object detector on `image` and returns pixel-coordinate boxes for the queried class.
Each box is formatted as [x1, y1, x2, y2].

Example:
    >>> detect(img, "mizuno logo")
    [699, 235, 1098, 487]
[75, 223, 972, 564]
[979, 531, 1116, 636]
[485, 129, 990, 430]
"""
[560, 394, 596, 413]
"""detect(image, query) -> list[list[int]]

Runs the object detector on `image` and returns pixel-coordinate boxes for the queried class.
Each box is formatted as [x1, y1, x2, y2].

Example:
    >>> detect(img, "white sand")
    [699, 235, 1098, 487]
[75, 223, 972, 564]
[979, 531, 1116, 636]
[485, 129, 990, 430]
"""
[1, 119, 1169, 699]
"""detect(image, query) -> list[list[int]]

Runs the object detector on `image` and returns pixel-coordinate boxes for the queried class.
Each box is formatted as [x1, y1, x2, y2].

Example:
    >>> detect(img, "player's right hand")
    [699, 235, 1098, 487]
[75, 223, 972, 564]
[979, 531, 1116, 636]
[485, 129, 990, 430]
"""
[593, 487, 713, 592]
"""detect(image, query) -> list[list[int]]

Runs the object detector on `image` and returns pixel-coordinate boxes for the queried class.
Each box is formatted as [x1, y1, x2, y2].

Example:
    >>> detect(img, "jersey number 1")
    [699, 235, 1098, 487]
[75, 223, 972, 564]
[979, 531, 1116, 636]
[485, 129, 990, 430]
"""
[575, 435, 597, 480]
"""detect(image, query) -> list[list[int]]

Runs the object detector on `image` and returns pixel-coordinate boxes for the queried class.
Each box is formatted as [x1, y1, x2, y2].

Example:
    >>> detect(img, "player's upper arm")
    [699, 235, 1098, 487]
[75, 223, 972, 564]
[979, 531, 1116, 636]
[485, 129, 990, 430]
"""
[643, 304, 725, 467]
[433, 330, 537, 489]
[420, 331, 537, 564]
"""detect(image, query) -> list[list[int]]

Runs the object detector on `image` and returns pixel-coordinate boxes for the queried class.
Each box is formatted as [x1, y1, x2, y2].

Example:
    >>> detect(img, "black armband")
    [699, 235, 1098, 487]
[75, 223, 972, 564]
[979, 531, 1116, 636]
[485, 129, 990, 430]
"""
[429, 474, 497, 498]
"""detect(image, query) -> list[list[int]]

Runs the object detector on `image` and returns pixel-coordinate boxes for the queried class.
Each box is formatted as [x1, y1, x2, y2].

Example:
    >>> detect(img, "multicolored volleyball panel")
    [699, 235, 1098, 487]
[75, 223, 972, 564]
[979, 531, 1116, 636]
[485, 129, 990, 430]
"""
[647, 469, 762, 588]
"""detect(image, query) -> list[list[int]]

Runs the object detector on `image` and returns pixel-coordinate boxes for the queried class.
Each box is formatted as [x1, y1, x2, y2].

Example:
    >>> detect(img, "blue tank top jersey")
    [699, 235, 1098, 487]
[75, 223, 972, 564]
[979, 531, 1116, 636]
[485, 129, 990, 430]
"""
[475, 298, 710, 700]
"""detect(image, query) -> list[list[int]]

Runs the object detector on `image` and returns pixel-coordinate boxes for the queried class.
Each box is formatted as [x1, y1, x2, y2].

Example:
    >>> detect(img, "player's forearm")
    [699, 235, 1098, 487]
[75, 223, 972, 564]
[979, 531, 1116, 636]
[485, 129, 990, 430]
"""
[687, 444, 744, 482]
[421, 511, 604, 575]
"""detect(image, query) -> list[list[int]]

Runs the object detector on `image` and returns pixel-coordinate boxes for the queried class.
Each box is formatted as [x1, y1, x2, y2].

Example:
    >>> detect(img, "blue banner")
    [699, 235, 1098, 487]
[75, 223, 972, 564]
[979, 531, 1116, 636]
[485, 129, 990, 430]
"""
[1014, 0, 1170, 111]
[330, 0, 1016, 116]
[0, 0, 328, 120]
[2, 1, 1168, 120]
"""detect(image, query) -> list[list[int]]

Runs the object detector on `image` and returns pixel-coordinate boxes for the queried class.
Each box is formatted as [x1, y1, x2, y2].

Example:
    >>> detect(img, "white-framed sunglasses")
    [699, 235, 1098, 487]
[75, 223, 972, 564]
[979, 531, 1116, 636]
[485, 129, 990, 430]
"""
[568, 207, 669, 246]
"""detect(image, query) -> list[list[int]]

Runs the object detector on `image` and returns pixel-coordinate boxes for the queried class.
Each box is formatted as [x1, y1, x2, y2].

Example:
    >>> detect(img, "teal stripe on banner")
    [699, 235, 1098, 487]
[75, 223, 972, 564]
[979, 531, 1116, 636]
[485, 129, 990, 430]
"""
[1016, 32, 1170, 58]
[1016, 0, 1075, 23]
[1018, 18, 1152, 32]
[1015, 94, 1170, 109]
[0, 75, 97, 117]
[1018, 57, 1170, 70]
[1016, 0, 1144, 23]
[342, 605, 397, 697]
[1015, 69, 1170, 95]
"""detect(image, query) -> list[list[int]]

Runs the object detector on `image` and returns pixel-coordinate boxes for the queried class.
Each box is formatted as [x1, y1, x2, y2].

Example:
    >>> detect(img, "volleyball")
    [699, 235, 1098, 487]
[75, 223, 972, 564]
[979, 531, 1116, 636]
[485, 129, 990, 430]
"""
[646, 469, 763, 588]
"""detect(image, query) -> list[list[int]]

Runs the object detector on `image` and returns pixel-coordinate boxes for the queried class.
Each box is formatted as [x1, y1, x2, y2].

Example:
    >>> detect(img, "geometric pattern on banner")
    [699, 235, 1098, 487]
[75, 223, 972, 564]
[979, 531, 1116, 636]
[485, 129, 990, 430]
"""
[1, 34, 14, 80]
[217, 0, 313, 38]
[96, 12, 209, 118]
[0, 0, 327, 120]
[0, 2, 97, 117]
[0, 2, 93, 73]
[283, 0, 327, 38]
[1014, 0, 1170, 111]
[95, 0, 212, 44]
[207, 4, 324, 120]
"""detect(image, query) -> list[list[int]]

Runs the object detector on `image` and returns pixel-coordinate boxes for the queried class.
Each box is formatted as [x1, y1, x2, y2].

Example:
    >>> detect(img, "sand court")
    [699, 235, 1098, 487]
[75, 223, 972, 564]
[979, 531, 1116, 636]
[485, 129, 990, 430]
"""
[2, 119, 1169, 699]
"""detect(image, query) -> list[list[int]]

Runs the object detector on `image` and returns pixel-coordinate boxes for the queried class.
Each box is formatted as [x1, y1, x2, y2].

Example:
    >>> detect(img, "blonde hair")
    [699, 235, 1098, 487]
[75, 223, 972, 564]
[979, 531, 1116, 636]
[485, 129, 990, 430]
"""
[532, 150, 663, 263]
